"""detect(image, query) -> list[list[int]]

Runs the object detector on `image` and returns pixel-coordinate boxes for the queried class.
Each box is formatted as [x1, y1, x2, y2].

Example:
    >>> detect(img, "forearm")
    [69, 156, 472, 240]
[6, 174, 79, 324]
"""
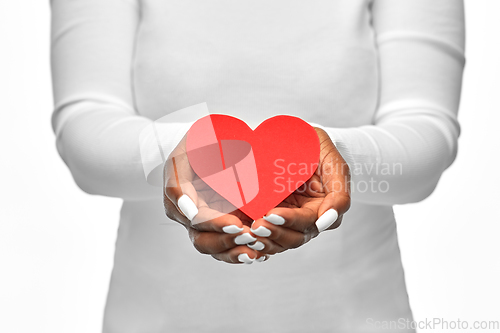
[313, 104, 459, 205]
[54, 104, 192, 200]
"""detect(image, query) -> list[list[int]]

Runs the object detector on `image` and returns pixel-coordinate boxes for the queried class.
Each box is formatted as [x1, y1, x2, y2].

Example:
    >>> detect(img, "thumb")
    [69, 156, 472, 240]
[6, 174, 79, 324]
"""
[164, 146, 199, 221]
[315, 148, 351, 232]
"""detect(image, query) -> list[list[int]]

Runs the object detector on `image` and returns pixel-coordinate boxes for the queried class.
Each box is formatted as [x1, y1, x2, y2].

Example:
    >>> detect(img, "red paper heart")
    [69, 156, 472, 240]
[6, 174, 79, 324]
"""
[186, 114, 320, 220]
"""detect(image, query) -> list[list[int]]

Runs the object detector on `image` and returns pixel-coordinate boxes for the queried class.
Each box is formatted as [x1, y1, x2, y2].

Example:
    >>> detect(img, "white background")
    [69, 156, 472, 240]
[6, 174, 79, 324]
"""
[0, 1, 498, 332]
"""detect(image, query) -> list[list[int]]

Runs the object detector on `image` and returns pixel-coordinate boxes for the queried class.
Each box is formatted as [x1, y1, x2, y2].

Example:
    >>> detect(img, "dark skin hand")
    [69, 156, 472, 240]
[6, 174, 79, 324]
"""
[163, 127, 350, 263]
[248, 127, 351, 255]
[163, 134, 261, 264]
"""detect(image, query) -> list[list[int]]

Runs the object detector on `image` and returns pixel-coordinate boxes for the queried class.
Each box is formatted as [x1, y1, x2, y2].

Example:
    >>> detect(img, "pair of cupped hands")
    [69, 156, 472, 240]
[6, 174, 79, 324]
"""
[163, 127, 351, 264]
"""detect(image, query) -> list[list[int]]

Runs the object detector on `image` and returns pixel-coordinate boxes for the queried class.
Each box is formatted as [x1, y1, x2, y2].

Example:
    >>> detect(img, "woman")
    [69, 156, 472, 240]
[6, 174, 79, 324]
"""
[51, 0, 465, 332]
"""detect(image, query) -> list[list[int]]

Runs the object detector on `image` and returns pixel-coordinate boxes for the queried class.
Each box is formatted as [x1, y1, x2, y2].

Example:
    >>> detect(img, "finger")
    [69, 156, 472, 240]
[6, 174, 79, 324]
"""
[164, 187, 246, 234]
[250, 218, 312, 250]
[315, 192, 350, 232]
[193, 182, 256, 227]
[164, 159, 247, 233]
[246, 238, 286, 255]
[260, 203, 320, 233]
[254, 254, 271, 263]
[314, 144, 351, 232]
[318, 190, 350, 217]
[188, 225, 256, 255]
[211, 245, 259, 264]
[190, 205, 245, 233]
[163, 193, 191, 227]
[164, 151, 199, 221]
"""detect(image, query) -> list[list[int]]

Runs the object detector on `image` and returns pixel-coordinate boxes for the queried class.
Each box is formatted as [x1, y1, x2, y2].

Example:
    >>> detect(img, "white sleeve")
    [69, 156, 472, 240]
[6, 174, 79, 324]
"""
[313, 0, 465, 205]
[50, 0, 192, 201]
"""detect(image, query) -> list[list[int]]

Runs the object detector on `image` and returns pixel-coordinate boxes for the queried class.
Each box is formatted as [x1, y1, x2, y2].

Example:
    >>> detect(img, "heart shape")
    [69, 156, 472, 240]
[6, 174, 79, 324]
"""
[186, 114, 320, 220]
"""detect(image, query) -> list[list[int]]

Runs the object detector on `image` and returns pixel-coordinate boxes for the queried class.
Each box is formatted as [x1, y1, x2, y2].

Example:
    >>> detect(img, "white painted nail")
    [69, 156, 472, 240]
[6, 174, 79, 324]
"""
[247, 241, 265, 251]
[250, 226, 272, 237]
[255, 256, 267, 263]
[222, 225, 244, 234]
[315, 209, 339, 233]
[178, 195, 198, 221]
[238, 253, 254, 264]
[235, 233, 257, 245]
[264, 214, 285, 225]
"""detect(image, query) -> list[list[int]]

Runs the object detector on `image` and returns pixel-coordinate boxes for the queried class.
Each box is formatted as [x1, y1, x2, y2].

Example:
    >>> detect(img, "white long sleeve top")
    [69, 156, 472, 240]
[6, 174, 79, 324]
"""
[51, 0, 465, 332]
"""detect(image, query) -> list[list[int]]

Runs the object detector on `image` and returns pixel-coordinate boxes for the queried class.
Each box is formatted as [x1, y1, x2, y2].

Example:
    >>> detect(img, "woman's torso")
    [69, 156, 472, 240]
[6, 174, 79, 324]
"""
[103, 1, 414, 332]
[133, 0, 378, 128]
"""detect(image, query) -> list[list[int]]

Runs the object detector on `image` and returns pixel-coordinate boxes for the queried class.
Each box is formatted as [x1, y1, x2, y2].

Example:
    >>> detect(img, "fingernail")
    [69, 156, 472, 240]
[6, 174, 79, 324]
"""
[247, 241, 265, 251]
[238, 253, 254, 264]
[250, 226, 272, 237]
[264, 214, 285, 225]
[315, 209, 339, 232]
[178, 195, 198, 221]
[222, 225, 244, 234]
[235, 233, 257, 245]
[255, 256, 267, 263]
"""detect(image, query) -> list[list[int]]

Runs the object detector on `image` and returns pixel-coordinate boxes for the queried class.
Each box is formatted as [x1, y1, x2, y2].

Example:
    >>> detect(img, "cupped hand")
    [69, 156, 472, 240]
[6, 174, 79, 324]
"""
[163, 135, 268, 264]
[248, 127, 351, 255]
